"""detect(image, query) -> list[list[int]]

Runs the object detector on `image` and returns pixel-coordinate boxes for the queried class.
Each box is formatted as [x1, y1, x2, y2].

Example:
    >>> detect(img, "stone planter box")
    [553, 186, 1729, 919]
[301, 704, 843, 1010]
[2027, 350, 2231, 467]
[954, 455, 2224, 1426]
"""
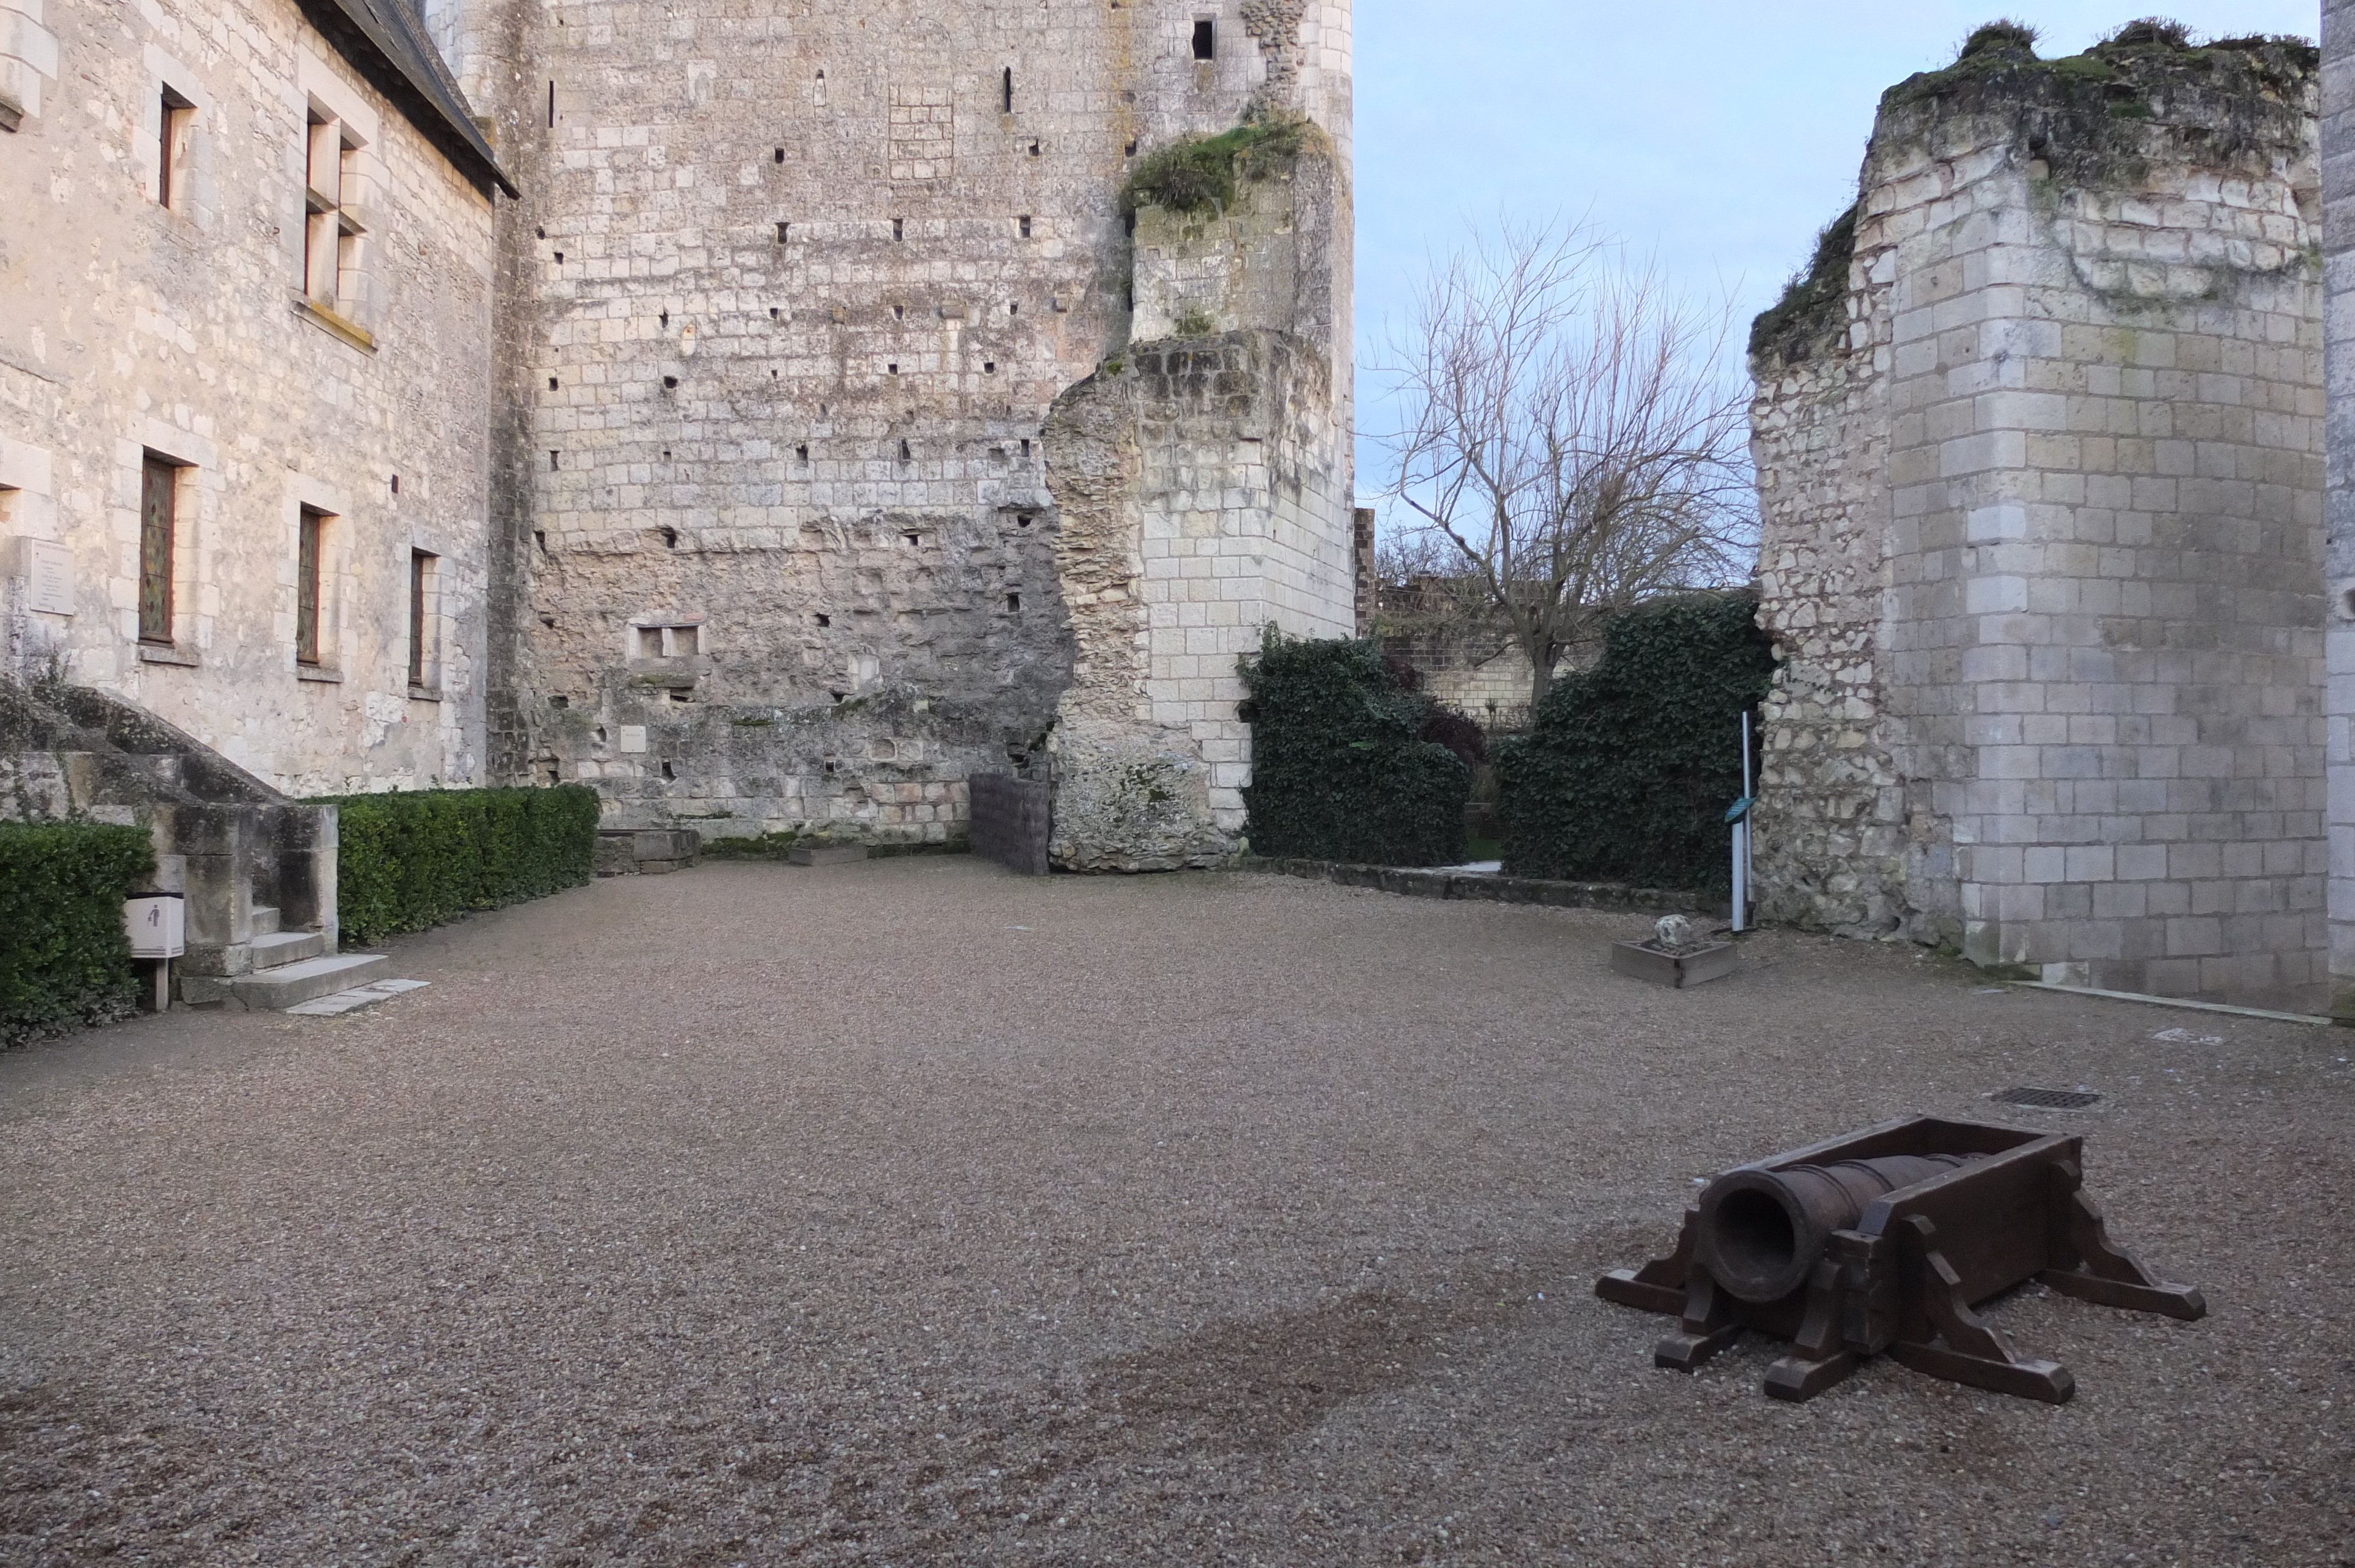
[1610, 939, 1739, 989]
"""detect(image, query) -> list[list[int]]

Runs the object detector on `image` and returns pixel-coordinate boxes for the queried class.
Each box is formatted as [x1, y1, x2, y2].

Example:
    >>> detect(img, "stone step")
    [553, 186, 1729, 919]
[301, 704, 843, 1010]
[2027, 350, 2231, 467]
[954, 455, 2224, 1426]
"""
[248, 929, 326, 968]
[284, 978, 431, 1016]
[251, 904, 281, 936]
[182, 952, 390, 1011]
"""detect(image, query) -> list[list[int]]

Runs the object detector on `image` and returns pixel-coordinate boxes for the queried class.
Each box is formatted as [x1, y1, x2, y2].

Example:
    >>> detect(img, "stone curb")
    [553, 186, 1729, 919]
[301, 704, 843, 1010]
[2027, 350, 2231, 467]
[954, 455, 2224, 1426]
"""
[1240, 858, 1725, 916]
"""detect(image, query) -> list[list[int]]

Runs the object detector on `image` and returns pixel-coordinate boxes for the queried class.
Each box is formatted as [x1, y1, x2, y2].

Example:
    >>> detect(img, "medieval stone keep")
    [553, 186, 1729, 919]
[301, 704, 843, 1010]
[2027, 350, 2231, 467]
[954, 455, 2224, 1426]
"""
[437, 0, 1356, 868]
[1750, 26, 2327, 1009]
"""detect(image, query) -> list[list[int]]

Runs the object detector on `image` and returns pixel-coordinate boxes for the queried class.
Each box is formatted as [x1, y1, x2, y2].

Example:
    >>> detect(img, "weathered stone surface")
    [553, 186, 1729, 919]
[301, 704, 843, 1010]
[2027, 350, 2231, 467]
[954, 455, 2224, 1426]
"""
[1753, 36, 2327, 1009]
[450, 0, 1357, 866]
[1048, 725, 1232, 871]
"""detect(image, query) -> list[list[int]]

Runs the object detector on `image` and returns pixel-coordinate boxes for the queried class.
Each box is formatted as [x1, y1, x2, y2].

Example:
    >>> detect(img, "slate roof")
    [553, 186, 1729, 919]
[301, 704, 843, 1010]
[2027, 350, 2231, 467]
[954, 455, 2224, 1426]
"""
[297, 0, 518, 197]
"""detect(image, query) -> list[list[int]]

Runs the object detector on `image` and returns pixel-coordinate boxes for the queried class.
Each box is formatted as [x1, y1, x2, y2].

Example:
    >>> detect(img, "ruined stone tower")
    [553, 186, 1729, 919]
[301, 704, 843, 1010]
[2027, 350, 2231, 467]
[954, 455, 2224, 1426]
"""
[1749, 24, 2325, 1008]
[430, 0, 1355, 866]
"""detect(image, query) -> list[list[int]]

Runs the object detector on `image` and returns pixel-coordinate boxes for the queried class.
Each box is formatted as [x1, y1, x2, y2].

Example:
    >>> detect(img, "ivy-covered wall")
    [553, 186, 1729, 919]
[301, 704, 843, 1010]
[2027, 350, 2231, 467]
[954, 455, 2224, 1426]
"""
[1498, 593, 1774, 892]
[1238, 633, 1470, 867]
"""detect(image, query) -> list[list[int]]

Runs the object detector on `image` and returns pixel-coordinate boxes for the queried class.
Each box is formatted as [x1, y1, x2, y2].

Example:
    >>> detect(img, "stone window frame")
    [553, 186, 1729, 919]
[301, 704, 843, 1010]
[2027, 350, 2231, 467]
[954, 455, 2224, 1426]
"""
[290, 47, 386, 352]
[141, 45, 211, 223]
[628, 614, 706, 660]
[407, 546, 444, 700]
[128, 422, 214, 667]
[284, 473, 351, 683]
[0, 0, 59, 132]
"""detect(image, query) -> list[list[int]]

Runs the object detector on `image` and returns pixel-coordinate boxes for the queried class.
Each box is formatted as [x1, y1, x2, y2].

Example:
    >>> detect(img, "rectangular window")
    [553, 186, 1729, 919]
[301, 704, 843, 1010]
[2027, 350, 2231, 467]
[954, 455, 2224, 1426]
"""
[301, 109, 366, 308]
[158, 88, 193, 209]
[1192, 19, 1216, 59]
[138, 456, 176, 644]
[409, 549, 436, 690]
[296, 508, 325, 665]
[633, 622, 701, 657]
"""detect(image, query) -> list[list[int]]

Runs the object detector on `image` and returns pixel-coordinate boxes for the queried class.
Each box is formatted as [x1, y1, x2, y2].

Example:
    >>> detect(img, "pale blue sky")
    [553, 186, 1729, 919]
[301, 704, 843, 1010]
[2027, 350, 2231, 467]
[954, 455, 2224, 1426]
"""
[1351, 1, 2323, 523]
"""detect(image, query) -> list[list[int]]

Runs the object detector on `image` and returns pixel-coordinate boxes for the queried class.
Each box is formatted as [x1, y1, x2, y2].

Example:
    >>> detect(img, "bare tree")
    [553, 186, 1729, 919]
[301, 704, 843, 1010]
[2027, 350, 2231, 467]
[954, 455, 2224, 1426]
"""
[1380, 221, 1755, 709]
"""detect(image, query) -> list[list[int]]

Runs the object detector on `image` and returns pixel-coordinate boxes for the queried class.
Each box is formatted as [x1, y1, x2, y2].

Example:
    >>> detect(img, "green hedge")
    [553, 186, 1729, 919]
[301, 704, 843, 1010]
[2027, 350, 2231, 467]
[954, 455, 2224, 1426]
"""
[1238, 631, 1470, 866]
[1498, 592, 1777, 892]
[314, 785, 600, 945]
[0, 820, 154, 1048]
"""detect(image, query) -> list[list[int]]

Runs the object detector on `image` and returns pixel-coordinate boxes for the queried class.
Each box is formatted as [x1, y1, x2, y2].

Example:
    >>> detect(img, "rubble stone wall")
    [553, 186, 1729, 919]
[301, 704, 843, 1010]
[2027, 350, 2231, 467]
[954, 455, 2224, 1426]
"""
[1750, 221, 1907, 936]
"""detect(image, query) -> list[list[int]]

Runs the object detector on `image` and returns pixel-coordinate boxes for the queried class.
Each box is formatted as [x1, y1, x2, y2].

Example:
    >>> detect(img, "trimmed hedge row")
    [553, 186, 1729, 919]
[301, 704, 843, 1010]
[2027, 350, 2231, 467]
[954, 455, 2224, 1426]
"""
[314, 785, 600, 945]
[1498, 591, 1776, 892]
[1238, 631, 1470, 867]
[0, 820, 154, 1049]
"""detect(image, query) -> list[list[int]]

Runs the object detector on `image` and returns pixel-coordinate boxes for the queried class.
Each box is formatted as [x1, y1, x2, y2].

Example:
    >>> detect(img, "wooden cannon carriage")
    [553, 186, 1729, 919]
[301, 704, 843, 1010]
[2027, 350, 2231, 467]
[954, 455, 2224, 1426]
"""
[1597, 1116, 2204, 1403]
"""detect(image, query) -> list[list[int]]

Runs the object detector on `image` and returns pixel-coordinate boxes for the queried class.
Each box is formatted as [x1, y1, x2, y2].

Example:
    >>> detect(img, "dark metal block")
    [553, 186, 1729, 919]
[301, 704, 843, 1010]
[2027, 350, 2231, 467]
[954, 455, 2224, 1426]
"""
[970, 772, 1051, 875]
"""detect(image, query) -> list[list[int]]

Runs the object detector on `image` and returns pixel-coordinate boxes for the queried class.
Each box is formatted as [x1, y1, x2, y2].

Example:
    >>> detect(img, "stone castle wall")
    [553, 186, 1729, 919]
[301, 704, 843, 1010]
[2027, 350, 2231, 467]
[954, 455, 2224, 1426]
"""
[0, 0, 502, 796]
[1750, 215, 1910, 937]
[443, 0, 1356, 855]
[1046, 136, 1353, 866]
[1753, 30, 2327, 1008]
[2323, 0, 2355, 1018]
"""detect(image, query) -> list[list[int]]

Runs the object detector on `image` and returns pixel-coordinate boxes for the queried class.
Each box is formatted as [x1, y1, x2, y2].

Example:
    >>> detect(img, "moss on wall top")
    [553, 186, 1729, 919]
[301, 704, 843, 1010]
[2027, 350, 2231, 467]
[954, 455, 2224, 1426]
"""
[1748, 204, 1860, 368]
[1880, 19, 2316, 187]
[1120, 116, 1307, 215]
[1747, 19, 2316, 374]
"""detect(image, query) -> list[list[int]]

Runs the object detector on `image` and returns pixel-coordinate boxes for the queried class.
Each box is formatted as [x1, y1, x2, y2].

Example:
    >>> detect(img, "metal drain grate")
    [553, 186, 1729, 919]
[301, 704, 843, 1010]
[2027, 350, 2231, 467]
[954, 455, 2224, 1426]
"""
[1989, 1086, 2101, 1109]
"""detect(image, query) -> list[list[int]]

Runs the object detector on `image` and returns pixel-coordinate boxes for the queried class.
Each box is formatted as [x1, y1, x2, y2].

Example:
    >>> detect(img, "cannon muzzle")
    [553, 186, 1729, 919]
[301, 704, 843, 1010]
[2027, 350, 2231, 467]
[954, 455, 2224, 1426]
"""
[1695, 1154, 1976, 1302]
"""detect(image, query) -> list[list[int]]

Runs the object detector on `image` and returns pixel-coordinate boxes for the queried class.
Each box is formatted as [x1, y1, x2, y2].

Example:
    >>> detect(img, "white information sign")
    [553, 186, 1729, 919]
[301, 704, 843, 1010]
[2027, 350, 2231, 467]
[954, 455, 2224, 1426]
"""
[18, 538, 74, 615]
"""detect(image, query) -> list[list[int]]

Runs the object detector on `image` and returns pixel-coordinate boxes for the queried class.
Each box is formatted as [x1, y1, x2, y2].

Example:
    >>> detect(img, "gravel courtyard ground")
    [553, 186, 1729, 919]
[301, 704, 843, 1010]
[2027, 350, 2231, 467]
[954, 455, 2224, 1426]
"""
[1, 856, 2350, 1567]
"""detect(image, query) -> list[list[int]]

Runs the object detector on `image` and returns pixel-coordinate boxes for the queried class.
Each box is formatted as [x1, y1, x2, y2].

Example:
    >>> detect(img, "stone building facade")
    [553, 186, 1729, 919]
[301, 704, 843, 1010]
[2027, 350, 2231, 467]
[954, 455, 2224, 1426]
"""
[433, 0, 1357, 866]
[1, 0, 510, 797]
[1750, 25, 2327, 1009]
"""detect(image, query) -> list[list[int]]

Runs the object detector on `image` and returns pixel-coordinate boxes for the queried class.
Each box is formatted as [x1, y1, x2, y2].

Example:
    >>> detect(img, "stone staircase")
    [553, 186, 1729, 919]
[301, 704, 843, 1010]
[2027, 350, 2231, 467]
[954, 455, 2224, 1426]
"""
[179, 902, 394, 1011]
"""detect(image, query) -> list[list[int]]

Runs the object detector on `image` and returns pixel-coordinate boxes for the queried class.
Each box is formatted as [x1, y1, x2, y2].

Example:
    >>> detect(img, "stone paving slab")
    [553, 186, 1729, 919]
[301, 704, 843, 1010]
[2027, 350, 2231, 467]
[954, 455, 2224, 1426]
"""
[280, 977, 432, 1016]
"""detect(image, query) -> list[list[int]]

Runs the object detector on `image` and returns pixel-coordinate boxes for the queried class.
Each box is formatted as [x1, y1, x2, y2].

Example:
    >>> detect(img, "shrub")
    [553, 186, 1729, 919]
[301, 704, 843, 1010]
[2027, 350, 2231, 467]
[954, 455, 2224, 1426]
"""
[0, 820, 154, 1048]
[1959, 19, 2041, 60]
[1419, 705, 1489, 768]
[1497, 592, 1776, 892]
[1238, 630, 1470, 866]
[1120, 117, 1305, 216]
[314, 785, 599, 945]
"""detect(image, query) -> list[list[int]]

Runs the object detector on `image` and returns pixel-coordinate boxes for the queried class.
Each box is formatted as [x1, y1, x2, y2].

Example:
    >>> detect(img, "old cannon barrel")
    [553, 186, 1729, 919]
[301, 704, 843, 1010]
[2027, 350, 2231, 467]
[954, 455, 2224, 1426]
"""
[1695, 1154, 1978, 1302]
